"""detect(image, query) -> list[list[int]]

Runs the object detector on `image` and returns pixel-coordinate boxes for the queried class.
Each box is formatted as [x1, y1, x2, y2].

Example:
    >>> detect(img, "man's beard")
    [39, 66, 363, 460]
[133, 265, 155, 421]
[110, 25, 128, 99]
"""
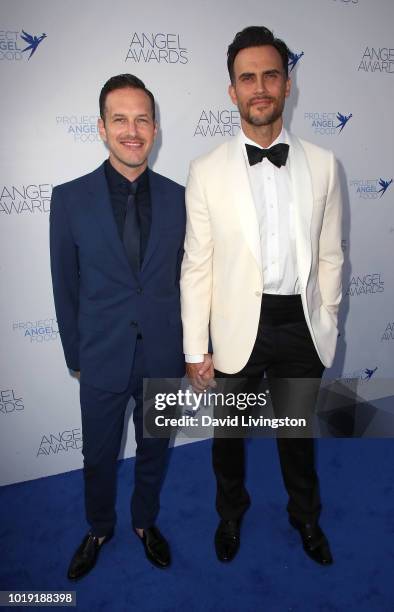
[241, 98, 284, 127]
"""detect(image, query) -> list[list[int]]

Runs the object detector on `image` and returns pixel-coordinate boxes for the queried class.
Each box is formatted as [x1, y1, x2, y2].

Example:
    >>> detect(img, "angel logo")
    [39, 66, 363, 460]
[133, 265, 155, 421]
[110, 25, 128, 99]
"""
[362, 367, 378, 380]
[341, 365, 378, 384]
[0, 28, 47, 61]
[349, 177, 392, 200]
[336, 112, 352, 133]
[377, 178, 393, 197]
[304, 111, 353, 136]
[20, 30, 47, 59]
[56, 115, 100, 143]
[288, 50, 304, 72]
[12, 318, 59, 342]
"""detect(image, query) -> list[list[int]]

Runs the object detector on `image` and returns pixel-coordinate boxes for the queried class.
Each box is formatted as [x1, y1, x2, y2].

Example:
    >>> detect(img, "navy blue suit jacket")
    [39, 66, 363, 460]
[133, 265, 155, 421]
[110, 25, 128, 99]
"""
[50, 163, 186, 393]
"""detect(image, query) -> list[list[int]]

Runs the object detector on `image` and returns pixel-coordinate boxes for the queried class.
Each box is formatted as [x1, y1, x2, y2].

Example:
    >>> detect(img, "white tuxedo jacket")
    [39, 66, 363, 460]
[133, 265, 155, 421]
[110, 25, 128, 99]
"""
[180, 131, 343, 372]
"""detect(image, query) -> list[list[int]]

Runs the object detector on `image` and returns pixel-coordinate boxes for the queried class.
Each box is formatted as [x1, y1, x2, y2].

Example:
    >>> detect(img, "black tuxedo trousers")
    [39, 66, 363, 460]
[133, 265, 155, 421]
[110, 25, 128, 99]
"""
[213, 294, 325, 525]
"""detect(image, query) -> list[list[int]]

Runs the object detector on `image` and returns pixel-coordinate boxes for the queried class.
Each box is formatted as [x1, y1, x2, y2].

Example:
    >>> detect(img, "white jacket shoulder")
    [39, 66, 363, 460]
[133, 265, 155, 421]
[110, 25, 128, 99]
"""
[296, 135, 335, 165]
[189, 140, 232, 175]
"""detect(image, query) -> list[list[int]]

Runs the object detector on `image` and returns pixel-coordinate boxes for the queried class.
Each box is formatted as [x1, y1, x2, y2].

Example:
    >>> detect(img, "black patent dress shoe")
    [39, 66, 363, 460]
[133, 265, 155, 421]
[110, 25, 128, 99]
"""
[135, 526, 171, 568]
[289, 517, 333, 565]
[214, 519, 241, 562]
[67, 531, 113, 580]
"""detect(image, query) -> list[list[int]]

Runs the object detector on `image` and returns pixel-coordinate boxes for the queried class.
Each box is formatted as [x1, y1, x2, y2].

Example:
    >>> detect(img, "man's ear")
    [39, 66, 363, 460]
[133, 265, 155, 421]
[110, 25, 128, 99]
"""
[97, 117, 107, 143]
[228, 83, 237, 106]
[285, 77, 291, 98]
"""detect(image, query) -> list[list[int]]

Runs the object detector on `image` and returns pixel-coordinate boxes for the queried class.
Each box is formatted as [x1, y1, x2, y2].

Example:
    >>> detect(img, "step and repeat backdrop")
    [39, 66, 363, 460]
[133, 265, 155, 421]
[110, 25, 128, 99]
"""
[1, 0, 393, 485]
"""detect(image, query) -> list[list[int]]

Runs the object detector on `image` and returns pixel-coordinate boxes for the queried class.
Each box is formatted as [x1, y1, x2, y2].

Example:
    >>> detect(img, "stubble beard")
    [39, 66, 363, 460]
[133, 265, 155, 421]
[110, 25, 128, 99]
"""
[113, 147, 148, 170]
[242, 98, 284, 127]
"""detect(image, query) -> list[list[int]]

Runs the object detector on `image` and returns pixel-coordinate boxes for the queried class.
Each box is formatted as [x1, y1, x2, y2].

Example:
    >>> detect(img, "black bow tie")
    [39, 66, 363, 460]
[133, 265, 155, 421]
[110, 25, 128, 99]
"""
[245, 143, 289, 168]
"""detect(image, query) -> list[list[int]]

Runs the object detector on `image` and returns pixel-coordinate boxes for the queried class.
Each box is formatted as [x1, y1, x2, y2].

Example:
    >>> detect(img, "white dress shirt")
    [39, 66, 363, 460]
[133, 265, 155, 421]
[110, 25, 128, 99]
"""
[242, 127, 299, 294]
[185, 127, 300, 363]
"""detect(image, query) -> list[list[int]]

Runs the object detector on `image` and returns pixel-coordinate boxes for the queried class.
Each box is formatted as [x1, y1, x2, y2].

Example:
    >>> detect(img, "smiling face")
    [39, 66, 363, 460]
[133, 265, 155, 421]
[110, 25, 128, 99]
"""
[98, 87, 157, 180]
[229, 45, 291, 136]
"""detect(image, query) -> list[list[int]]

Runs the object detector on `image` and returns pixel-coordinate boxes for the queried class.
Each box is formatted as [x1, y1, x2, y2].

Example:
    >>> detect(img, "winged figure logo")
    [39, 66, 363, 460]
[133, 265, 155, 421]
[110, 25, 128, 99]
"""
[363, 367, 378, 380]
[20, 30, 47, 59]
[288, 51, 304, 72]
[336, 112, 352, 133]
[377, 178, 393, 197]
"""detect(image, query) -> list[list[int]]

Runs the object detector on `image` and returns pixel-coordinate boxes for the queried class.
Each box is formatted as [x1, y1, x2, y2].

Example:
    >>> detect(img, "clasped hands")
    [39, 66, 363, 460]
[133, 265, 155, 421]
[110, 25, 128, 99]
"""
[185, 353, 216, 392]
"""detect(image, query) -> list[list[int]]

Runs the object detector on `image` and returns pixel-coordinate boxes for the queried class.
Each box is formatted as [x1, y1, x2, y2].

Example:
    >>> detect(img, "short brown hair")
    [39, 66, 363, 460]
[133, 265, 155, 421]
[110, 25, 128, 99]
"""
[99, 74, 156, 121]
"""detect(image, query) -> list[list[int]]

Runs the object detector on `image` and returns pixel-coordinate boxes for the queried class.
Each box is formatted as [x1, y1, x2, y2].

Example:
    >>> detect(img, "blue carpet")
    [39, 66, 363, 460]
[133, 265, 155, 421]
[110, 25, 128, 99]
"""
[1, 439, 394, 611]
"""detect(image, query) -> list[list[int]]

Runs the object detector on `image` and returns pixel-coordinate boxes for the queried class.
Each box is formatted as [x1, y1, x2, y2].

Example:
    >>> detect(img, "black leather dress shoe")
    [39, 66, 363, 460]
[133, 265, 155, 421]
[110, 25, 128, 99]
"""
[135, 526, 171, 568]
[67, 532, 113, 580]
[215, 519, 241, 562]
[289, 517, 333, 565]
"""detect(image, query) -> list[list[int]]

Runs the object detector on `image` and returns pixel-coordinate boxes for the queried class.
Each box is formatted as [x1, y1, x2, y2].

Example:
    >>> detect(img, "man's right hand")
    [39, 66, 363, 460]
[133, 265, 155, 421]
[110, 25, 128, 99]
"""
[186, 354, 215, 392]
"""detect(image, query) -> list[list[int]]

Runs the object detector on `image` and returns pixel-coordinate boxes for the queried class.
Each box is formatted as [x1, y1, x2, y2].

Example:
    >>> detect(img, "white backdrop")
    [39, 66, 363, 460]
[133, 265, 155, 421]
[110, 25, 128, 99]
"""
[1, 0, 393, 485]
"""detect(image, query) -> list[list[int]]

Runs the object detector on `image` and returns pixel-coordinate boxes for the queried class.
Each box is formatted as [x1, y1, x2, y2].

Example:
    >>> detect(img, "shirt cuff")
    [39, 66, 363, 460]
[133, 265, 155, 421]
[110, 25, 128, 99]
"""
[185, 354, 205, 363]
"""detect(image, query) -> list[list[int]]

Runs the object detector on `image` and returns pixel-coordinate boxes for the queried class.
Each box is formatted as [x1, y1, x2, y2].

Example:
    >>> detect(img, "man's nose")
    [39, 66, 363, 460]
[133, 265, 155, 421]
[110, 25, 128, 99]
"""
[127, 120, 138, 136]
[255, 75, 267, 93]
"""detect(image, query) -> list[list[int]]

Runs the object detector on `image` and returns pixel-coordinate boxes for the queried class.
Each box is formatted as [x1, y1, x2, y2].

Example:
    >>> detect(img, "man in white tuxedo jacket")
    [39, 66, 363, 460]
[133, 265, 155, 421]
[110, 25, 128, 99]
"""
[181, 26, 343, 566]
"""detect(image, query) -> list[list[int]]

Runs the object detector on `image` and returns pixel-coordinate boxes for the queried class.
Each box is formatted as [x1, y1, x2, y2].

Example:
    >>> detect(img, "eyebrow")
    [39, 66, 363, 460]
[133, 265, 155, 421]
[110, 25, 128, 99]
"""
[239, 69, 282, 78]
[111, 112, 150, 119]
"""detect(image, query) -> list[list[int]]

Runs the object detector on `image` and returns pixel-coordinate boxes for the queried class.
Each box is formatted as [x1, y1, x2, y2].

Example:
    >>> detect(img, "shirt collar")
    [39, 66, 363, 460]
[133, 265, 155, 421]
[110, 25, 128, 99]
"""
[105, 159, 149, 195]
[241, 126, 288, 150]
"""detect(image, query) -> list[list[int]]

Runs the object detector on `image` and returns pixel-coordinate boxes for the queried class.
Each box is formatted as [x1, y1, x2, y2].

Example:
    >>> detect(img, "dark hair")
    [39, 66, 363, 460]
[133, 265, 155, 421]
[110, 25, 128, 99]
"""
[99, 74, 156, 121]
[227, 26, 289, 82]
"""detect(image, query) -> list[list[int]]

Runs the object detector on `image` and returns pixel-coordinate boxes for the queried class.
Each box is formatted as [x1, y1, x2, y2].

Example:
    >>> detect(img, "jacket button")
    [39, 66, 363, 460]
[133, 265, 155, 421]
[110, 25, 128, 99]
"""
[137, 287, 143, 294]
[255, 291, 262, 297]
[130, 321, 137, 327]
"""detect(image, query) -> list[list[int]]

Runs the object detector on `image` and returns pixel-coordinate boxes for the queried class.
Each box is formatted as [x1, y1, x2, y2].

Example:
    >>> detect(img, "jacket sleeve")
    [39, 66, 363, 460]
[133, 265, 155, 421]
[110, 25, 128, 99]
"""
[180, 160, 213, 355]
[49, 187, 80, 371]
[318, 152, 344, 318]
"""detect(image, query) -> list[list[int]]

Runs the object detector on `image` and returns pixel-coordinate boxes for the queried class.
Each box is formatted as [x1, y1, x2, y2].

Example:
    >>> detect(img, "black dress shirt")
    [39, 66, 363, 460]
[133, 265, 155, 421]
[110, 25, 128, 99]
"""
[104, 159, 151, 265]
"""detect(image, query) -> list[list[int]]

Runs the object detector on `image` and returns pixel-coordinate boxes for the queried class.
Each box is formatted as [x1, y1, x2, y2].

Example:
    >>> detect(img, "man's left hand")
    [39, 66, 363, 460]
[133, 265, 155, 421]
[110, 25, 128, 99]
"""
[186, 354, 216, 392]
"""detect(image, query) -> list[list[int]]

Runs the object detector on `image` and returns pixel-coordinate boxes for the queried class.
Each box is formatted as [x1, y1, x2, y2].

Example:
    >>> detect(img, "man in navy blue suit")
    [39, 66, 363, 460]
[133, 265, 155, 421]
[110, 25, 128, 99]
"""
[50, 74, 185, 579]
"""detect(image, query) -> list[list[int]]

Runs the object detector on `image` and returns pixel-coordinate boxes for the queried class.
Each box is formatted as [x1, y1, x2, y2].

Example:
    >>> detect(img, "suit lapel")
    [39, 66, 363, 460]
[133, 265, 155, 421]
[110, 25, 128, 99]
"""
[86, 164, 131, 275]
[141, 169, 160, 273]
[287, 132, 313, 290]
[227, 133, 262, 272]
